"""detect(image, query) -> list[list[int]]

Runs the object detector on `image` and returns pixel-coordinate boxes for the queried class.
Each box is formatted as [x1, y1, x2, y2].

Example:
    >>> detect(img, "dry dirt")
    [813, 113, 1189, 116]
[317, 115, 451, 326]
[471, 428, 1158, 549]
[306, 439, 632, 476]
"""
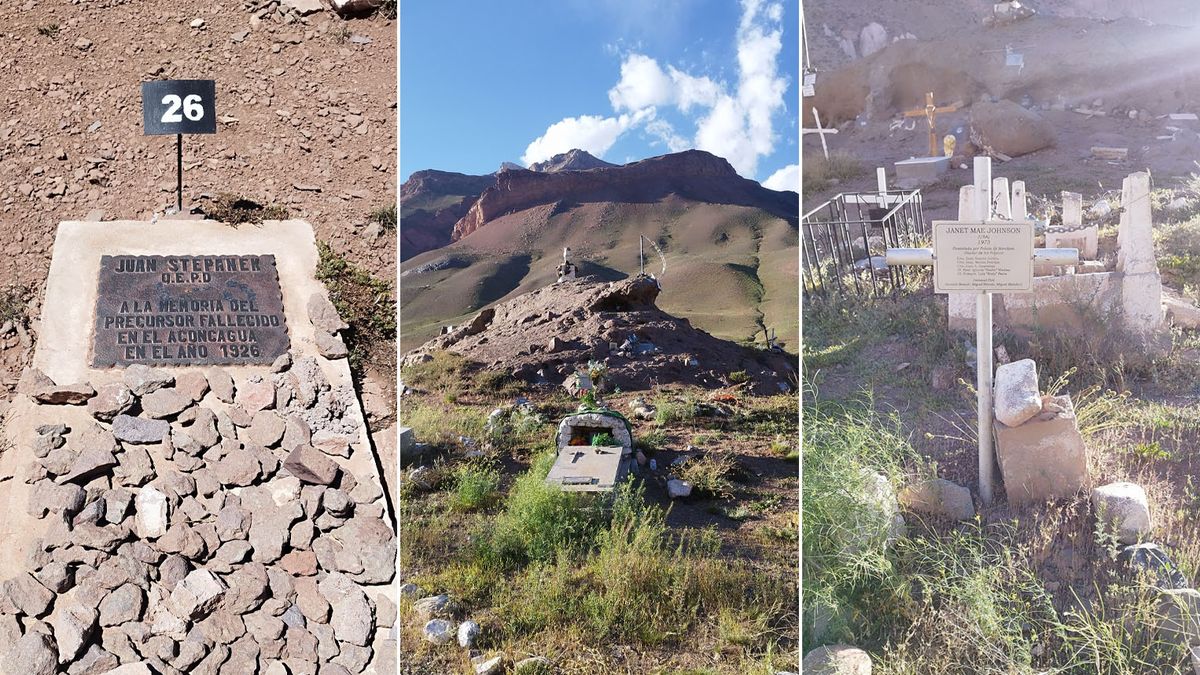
[0, 1, 397, 404]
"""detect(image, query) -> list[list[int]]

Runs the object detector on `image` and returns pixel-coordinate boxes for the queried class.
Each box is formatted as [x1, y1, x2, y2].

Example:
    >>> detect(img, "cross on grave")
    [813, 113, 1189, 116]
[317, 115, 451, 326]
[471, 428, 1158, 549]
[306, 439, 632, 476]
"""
[803, 107, 838, 160]
[885, 157, 1079, 505]
[903, 91, 961, 157]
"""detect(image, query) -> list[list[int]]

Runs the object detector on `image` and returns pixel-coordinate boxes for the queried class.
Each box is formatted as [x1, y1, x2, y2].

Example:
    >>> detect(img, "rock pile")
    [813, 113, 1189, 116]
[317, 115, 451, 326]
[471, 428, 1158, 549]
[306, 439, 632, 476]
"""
[2, 357, 395, 673]
[404, 276, 795, 395]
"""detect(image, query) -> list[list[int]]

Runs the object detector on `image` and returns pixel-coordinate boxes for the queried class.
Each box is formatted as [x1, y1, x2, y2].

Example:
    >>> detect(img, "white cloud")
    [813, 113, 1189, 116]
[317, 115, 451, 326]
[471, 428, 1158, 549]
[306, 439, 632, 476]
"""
[761, 164, 798, 192]
[645, 118, 690, 152]
[521, 110, 653, 165]
[525, 0, 789, 178]
[608, 54, 674, 111]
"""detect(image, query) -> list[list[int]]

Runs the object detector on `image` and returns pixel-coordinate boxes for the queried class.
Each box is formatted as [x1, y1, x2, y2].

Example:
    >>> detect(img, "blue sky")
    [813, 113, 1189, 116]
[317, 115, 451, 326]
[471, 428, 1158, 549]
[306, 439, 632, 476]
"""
[400, 0, 799, 190]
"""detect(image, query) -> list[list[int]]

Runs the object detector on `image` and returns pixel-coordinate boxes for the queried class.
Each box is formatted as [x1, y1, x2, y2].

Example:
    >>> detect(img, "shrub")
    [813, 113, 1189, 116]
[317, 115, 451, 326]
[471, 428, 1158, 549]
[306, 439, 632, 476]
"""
[450, 461, 502, 512]
[677, 454, 737, 499]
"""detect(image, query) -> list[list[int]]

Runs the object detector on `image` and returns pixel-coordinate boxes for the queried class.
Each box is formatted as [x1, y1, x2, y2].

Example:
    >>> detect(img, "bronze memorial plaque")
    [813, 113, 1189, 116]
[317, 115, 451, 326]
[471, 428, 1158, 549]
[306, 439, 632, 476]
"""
[92, 254, 290, 367]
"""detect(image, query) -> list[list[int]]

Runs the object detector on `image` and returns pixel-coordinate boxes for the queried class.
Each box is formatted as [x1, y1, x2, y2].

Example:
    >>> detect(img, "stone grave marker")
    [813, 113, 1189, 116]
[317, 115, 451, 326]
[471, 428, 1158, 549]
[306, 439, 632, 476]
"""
[0, 219, 396, 671]
[887, 158, 1078, 504]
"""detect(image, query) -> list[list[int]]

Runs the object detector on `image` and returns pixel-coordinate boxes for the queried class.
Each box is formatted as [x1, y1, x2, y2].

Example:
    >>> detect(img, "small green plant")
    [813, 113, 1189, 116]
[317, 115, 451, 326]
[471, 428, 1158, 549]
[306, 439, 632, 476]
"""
[677, 454, 736, 499]
[0, 285, 31, 326]
[1130, 441, 1171, 461]
[590, 432, 617, 446]
[371, 203, 397, 231]
[636, 429, 666, 453]
[728, 370, 749, 384]
[451, 461, 502, 512]
[316, 240, 396, 376]
[37, 24, 59, 38]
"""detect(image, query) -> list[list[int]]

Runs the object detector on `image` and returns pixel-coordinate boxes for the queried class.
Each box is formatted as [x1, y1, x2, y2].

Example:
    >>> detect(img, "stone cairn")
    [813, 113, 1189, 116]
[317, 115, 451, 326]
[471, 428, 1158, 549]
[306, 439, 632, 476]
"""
[0, 350, 396, 673]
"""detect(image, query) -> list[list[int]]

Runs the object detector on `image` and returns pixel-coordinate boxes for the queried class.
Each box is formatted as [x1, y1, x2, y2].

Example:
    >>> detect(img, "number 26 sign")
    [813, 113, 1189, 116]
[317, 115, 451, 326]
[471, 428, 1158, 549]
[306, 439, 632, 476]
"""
[141, 80, 217, 135]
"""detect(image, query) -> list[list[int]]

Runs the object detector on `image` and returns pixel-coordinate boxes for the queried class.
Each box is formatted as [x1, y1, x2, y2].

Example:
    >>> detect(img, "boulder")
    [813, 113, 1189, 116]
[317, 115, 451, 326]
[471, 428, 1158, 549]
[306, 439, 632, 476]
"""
[1093, 481, 1152, 545]
[99, 583, 145, 626]
[1159, 588, 1200, 648]
[993, 359, 1041, 427]
[458, 620, 480, 647]
[319, 572, 375, 645]
[858, 22, 888, 58]
[423, 618, 455, 645]
[207, 368, 235, 403]
[667, 479, 692, 499]
[970, 99, 1055, 158]
[308, 293, 348, 333]
[1, 572, 55, 617]
[316, 331, 349, 360]
[1120, 543, 1188, 590]
[802, 644, 873, 674]
[994, 394, 1088, 505]
[899, 478, 975, 521]
[175, 371, 210, 402]
[237, 375, 276, 413]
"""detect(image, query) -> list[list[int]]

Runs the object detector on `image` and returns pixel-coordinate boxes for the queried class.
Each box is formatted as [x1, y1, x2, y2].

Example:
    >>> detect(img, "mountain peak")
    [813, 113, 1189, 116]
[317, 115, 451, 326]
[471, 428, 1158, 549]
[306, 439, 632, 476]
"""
[528, 149, 617, 173]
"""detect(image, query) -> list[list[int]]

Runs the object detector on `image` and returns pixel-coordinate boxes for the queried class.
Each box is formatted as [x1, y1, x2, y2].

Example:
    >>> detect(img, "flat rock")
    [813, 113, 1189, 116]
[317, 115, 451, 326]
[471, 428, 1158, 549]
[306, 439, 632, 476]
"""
[99, 583, 145, 626]
[124, 364, 174, 396]
[237, 375, 276, 413]
[35, 381, 96, 405]
[315, 331, 348, 360]
[246, 411, 286, 447]
[57, 444, 118, 485]
[1, 572, 55, 616]
[112, 415, 170, 444]
[994, 359, 1041, 427]
[87, 383, 135, 420]
[213, 451, 262, 487]
[308, 293, 348, 333]
[283, 445, 341, 485]
[319, 572, 374, 646]
[1093, 481, 1152, 545]
[141, 387, 192, 419]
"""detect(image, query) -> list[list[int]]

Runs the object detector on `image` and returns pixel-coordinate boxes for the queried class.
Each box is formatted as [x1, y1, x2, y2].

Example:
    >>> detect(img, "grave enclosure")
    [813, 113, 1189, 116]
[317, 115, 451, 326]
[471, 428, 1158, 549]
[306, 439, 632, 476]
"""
[0, 219, 396, 674]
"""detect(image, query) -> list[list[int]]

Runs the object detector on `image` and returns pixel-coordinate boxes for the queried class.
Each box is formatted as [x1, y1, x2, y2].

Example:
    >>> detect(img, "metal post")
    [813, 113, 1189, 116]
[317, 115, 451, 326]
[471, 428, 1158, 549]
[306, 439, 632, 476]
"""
[977, 291, 994, 505]
[973, 156, 994, 506]
[176, 133, 183, 213]
[639, 236, 645, 276]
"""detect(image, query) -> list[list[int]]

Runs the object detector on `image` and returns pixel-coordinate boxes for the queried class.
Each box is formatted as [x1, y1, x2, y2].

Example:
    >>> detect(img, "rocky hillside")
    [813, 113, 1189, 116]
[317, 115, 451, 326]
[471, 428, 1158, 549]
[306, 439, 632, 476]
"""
[526, 148, 616, 173]
[398, 170, 493, 261]
[399, 150, 799, 353]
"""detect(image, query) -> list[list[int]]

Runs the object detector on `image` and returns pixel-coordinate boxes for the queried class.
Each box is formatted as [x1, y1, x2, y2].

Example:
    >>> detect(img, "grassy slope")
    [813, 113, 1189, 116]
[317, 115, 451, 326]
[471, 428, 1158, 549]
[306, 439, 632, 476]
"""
[400, 354, 799, 673]
[399, 198, 798, 352]
[803, 194, 1200, 672]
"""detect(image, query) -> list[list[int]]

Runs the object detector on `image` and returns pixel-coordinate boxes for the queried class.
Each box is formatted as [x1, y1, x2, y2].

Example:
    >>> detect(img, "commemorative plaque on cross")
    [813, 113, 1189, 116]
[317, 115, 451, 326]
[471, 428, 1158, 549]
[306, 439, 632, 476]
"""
[887, 157, 1079, 505]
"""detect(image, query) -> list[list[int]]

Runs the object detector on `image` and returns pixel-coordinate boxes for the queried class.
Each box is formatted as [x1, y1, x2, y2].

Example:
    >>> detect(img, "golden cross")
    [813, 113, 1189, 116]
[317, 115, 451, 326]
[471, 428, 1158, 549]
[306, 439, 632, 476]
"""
[903, 91, 961, 157]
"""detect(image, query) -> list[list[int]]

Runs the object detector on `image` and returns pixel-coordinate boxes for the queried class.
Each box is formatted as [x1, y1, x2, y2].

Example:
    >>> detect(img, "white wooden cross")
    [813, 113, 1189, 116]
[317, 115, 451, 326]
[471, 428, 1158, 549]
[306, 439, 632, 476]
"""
[803, 107, 838, 160]
[885, 157, 1079, 506]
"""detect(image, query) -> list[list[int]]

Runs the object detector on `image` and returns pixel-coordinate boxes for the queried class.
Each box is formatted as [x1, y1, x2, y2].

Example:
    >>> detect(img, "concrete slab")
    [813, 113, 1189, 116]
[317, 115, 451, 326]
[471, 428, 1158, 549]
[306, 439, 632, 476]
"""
[0, 219, 395, 667]
[895, 156, 949, 187]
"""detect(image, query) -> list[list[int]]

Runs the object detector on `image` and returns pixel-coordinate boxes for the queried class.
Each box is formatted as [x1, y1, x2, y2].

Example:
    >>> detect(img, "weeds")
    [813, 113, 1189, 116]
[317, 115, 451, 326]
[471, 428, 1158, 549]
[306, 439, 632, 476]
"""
[0, 285, 31, 327]
[677, 454, 737, 499]
[204, 193, 288, 226]
[451, 461, 502, 512]
[37, 24, 59, 39]
[316, 241, 396, 376]
[371, 203, 397, 231]
[803, 152, 864, 199]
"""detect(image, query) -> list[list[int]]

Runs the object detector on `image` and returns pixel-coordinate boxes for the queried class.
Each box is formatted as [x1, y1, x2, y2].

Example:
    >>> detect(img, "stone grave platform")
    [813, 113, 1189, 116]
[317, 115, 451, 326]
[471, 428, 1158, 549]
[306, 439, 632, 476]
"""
[895, 156, 950, 187]
[0, 219, 395, 673]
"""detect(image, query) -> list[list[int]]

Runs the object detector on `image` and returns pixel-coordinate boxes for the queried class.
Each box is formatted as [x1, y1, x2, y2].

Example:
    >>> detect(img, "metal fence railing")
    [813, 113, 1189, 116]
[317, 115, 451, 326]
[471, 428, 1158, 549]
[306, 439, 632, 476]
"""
[802, 189, 928, 300]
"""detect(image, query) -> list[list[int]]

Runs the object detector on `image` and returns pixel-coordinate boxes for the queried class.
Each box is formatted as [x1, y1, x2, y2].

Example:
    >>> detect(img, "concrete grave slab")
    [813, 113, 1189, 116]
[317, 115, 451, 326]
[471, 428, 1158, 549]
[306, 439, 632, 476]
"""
[894, 156, 949, 187]
[0, 219, 395, 671]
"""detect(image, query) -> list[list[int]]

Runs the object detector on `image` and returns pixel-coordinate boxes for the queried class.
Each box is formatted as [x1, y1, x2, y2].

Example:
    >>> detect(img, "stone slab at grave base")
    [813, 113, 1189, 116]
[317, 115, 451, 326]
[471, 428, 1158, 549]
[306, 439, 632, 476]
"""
[993, 394, 1089, 505]
[894, 156, 949, 187]
[0, 220, 395, 673]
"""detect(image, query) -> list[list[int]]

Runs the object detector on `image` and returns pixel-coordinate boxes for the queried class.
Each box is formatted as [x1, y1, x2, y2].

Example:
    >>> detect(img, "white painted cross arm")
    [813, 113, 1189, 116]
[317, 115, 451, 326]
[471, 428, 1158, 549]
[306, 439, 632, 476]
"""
[884, 247, 1080, 267]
